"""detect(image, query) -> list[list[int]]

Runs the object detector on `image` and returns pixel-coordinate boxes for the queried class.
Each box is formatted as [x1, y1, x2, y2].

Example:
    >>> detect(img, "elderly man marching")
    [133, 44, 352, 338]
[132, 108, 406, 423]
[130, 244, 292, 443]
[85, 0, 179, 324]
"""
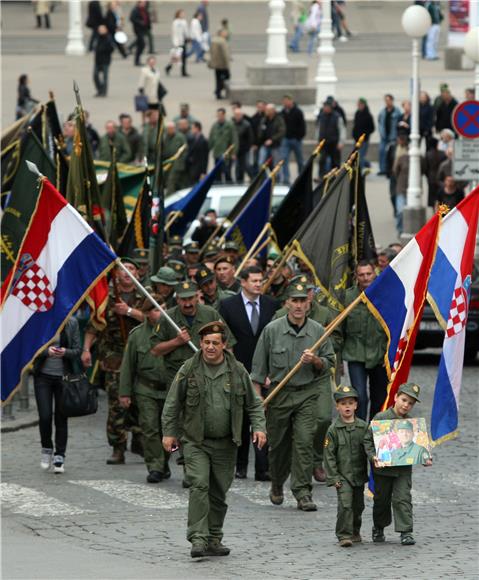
[251, 283, 335, 511]
[162, 321, 266, 559]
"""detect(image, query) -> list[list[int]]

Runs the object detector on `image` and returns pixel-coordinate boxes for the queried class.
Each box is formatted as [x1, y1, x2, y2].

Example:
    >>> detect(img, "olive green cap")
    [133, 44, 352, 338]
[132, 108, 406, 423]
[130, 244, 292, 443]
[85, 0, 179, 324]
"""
[287, 282, 309, 299]
[120, 256, 140, 269]
[204, 243, 220, 258]
[395, 420, 414, 431]
[397, 382, 421, 402]
[168, 234, 183, 247]
[166, 259, 186, 279]
[333, 385, 359, 401]
[175, 280, 198, 298]
[198, 320, 226, 336]
[150, 266, 177, 286]
[132, 248, 150, 264]
[184, 241, 200, 253]
[290, 274, 314, 290]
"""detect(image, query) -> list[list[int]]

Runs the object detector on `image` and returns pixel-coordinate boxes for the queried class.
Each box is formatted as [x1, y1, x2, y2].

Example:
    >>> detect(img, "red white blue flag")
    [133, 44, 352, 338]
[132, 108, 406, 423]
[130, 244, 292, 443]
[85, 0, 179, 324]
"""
[429, 188, 479, 444]
[361, 212, 441, 410]
[1, 177, 116, 403]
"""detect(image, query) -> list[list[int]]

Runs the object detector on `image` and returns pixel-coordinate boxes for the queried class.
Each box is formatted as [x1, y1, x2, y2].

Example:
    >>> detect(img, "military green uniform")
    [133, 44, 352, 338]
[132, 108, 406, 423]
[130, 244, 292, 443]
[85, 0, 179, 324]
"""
[364, 407, 416, 534]
[203, 288, 235, 310]
[251, 315, 335, 500]
[208, 120, 238, 159]
[390, 439, 431, 466]
[119, 320, 169, 475]
[162, 349, 265, 547]
[98, 132, 132, 164]
[218, 279, 241, 294]
[342, 286, 388, 421]
[88, 288, 143, 452]
[324, 386, 368, 541]
[163, 131, 188, 195]
[273, 300, 341, 471]
[150, 303, 236, 387]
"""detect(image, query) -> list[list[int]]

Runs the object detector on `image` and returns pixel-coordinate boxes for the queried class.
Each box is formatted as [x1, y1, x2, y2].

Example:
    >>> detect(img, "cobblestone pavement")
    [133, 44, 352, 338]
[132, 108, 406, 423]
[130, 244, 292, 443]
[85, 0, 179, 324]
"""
[2, 353, 478, 579]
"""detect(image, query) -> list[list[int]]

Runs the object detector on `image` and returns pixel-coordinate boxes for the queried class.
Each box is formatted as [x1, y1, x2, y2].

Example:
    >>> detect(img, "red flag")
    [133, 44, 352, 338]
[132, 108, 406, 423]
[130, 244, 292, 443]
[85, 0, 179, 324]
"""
[85, 276, 109, 331]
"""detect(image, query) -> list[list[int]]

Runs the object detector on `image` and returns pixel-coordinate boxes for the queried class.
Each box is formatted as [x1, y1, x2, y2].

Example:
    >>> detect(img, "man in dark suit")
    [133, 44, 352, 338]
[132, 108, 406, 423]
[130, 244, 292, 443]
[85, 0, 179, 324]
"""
[186, 121, 209, 186]
[219, 266, 279, 480]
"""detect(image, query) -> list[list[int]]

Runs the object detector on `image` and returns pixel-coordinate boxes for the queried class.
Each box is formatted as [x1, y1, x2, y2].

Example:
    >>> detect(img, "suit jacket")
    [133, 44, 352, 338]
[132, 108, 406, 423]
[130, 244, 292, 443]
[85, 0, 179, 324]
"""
[219, 293, 279, 372]
[187, 134, 209, 184]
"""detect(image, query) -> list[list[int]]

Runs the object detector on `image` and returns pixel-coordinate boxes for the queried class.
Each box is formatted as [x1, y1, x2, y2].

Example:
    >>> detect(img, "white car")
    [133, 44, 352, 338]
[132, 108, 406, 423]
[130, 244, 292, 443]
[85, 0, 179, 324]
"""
[165, 183, 289, 242]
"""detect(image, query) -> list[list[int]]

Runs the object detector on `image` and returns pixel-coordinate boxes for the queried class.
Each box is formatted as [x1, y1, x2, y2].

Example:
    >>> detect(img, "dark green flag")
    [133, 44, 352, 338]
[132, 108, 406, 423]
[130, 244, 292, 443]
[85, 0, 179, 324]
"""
[66, 105, 106, 240]
[117, 171, 152, 258]
[100, 148, 127, 251]
[350, 162, 377, 263]
[1, 130, 56, 283]
[291, 166, 352, 311]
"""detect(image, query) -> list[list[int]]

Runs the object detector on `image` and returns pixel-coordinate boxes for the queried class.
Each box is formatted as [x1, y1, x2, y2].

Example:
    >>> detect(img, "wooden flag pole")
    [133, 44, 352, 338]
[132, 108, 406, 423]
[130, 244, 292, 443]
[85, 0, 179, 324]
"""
[234, 222, 271, 277]
[262, 294, 362, 406]
[261, 243, 295, 294]
[250, 235, 272, 261]
[165, 210, 183, 232]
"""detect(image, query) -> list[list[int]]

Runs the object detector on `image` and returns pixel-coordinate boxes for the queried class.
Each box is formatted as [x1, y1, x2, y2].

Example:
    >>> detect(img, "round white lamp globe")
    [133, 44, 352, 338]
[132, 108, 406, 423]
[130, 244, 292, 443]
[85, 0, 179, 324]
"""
[402, 5, 432, 38]
[464, 27, 479, 64]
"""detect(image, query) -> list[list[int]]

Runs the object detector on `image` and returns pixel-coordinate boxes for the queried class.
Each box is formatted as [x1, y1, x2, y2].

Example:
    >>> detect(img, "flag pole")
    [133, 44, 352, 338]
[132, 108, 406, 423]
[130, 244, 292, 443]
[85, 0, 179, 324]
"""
[116, 260, 198, 353]
[261, 243, 295, 294]
[250, 235, 272, 261]
[164, 210, 183, 232]
[262, 294, 362, 406]
[234, 223, 271, 277]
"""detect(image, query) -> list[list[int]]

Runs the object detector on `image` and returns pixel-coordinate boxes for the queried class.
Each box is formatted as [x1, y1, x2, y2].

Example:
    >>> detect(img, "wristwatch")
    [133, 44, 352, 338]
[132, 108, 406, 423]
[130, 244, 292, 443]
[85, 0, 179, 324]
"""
[127, 307, 132, 316]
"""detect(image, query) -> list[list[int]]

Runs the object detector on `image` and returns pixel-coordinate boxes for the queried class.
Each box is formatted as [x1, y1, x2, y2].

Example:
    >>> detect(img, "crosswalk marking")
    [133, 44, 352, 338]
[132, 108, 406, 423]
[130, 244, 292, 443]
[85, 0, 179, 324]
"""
[71, 479, 188, 509]
[0, 483, 86, 516]
[229, 481, 329, 508]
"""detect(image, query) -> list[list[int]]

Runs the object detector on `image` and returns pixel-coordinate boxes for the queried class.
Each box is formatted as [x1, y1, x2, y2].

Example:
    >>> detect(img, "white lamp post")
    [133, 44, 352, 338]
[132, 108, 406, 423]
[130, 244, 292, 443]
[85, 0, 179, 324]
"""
[464, 27, 479, 98]
[401, 5, 431, 236]
[315, 0, 337, 111]
[65, 0, 86, 56]
[265, 0, 289, 65]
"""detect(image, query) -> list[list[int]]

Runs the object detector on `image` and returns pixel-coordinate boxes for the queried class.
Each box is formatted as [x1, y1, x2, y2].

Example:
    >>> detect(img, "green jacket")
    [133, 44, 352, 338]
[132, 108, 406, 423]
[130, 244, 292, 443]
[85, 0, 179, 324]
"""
[273, 300, 343, 353]
[150, 303, 236, 386]
[163, 132, 187, 172]
[324, 416, 369, 487]
[203, 288, 235, 310]
[208, 120, 238, 158]
[390, 440, 431, 466]
[342, 286, 387, 368]
[162, 350, 266, 445]
[251, 315, 336, 389]
[98, 133, 132, 164]
[364, 407, 413, 478]
[142, 123, 157, 164]
[119, 321, 168, 399]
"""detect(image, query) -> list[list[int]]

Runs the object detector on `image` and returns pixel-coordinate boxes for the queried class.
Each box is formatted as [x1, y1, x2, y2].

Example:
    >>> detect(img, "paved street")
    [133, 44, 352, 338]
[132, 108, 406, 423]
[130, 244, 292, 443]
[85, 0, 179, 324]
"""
[2, 353, 478, 580]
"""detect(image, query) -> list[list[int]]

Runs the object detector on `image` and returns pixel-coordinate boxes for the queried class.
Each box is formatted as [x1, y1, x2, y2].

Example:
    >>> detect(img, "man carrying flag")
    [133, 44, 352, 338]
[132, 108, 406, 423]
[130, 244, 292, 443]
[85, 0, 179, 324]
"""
[429, 188, 479, 444]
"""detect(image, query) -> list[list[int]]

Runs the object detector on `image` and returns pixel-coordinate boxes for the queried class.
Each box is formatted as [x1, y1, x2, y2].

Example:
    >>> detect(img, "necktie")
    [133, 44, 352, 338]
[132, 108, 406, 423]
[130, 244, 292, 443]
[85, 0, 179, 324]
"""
[249, 301, 259, 335]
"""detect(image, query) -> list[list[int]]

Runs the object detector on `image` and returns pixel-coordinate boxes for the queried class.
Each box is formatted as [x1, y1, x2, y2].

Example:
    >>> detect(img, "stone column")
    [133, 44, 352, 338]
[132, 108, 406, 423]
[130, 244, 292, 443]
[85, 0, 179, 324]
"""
[65, 0, 86, 56]
[265, 0, 289, 65]
[315, 0, 337, 111]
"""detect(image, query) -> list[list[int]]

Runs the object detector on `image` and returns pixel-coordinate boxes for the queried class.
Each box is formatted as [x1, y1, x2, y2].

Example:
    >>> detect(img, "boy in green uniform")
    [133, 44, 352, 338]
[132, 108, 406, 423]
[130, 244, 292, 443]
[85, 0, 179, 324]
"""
[162, 321, 266, 558]
[324, 385, 368, 547]
[363, 383, 433, 546]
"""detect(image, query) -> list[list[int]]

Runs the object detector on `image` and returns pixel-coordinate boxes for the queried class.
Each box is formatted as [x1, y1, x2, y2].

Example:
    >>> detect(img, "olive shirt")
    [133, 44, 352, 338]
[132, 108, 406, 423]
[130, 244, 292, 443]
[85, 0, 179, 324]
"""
[341, 286, 387, 368]
[201, 358, 232, 438]
[390, 440, 431, 466]
[162, 350, 266, 445]
[150, 303, 236, 386]
[324, 416, 369, 487]
[251, 316, 336, 388]
[364, 407, 414, 478]
[203, 288, 235, 311]
[119, 321, 167, 400]
[273, 300, 343, 354]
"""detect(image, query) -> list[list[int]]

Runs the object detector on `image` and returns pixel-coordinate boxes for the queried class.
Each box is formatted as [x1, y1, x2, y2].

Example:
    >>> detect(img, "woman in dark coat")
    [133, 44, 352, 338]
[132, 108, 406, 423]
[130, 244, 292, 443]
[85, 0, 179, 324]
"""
[16, 74, 38, 119]
[352, 98, 375, 169]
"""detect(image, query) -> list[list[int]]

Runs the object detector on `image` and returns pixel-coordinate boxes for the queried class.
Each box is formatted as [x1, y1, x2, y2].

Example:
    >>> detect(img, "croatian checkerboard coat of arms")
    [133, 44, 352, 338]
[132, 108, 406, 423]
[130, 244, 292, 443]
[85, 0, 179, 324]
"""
[10, 253, 54, 312]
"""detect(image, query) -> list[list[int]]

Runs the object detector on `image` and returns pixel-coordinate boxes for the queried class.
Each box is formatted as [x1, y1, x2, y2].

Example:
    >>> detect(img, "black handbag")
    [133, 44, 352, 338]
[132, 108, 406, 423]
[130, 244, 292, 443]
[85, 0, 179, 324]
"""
[157, 81, 168, 101]
[60, 373, 98, 417]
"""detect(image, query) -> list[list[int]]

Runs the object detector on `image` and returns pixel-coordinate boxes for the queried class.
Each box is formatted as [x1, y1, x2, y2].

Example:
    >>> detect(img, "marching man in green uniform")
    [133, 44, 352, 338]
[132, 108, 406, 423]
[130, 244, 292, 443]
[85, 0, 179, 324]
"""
[323, 385, 368, 547]
[149, 266, 178, 309]
[390, 421, 431, 466]
[251, 283, 335, 511]
[119, 295, 170, 484]
[195, 266, 235, 310]
[162, 321, 266, 558]
[363, 383, 433, 546]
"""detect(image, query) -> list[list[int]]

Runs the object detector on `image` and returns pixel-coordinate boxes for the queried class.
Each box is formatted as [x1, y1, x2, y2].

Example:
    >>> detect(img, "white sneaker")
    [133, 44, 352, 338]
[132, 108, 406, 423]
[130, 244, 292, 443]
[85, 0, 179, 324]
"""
[339, 35, 348, 43]
[53, 455, 65, 474]
[40, 448, 53, 470]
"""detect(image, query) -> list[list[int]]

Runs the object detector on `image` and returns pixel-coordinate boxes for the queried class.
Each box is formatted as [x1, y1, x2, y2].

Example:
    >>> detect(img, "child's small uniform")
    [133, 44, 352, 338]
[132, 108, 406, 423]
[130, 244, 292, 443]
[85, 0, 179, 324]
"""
[324, 386, 368, 542]
[363, 382, 424, 543]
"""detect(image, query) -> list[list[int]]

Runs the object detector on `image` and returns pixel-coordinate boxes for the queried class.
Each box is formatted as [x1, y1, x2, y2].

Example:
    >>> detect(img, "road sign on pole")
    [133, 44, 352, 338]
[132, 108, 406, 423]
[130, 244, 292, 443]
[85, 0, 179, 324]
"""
[453, 138, 479, 180]
[452, 100, 479, 139]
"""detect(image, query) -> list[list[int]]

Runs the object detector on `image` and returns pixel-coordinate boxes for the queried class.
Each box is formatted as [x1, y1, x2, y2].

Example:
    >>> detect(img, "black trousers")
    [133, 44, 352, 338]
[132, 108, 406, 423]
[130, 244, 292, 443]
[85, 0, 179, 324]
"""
[93, 63, 109, 96]
[214, 69, 229, 98]
[34, 374, 68, 456]
[319, 141, 341, 176]
[214, 157, 232, 183]
[235, 151, 253, 184]
[134, 32, 146, 65]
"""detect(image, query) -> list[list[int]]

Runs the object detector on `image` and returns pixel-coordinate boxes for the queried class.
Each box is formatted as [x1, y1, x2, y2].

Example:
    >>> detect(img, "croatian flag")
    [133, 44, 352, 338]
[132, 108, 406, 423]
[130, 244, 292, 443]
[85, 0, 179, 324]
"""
[1, 177, 116, 403]
[429, 188, 479, 444]
[362, 212, 441, 410]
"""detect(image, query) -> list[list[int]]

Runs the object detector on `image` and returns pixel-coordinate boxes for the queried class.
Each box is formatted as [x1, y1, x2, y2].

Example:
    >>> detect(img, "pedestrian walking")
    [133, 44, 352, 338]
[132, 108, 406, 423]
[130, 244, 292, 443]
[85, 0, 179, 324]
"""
[33, 0, 51, 29]
[86, 1, 104, 51]
[190, 12, 206, 62]
[162, 321, 266, 558]
[305, 1, 321, 55]
[352, 98, 375, 170]
[165, 10, 190, 77]
[208, 108, 238, 183]
[93, 25, 115, 98]
[434, 84, 458, 134]
[130, 1, 151, 66]
[33, 317, 81, 473]
[377, 94, 402, 175]
[281, 94, 306, 185]
[208, 29, 231, 100]
[105, 1, 128, 58]
[317, 99, 345, 176]
[425, 1, 443, 60]
[138, 55, 162, 107]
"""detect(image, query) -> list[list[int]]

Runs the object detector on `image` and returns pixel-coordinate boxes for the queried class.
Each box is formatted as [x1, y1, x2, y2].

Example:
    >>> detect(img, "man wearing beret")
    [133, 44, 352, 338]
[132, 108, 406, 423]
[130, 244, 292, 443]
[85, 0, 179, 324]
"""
[162, 321, 266, 558]
[81, 258, 145, 465]
[195, 266, 235, 310]
[251, 283, 336, 511]
[119, 295, 170, 483]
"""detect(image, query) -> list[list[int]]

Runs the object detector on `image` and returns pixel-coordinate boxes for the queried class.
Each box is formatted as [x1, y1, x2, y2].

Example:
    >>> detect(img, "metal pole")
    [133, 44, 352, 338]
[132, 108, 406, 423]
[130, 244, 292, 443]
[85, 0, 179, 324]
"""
[315, 0, 337, 113]
[265, 0, 289, 65]
[116, 261, 198, 353]
[406, 38, 422, 210]
[65, 0, 86, 56]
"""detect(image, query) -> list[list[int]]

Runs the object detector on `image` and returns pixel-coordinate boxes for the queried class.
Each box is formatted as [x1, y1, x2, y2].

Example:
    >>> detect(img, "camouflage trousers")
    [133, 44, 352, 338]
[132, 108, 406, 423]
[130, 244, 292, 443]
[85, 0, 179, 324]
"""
[105, 371, 142, 451]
